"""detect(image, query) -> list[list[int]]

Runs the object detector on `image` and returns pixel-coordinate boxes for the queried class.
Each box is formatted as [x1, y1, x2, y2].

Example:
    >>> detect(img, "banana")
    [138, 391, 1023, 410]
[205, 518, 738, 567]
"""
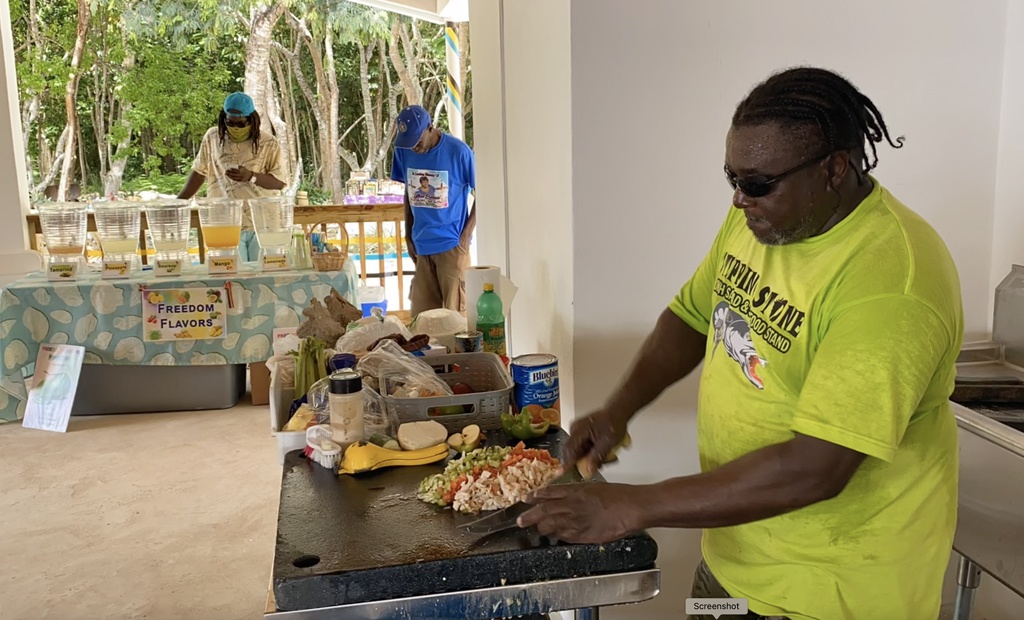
[338, 441, 450, 475]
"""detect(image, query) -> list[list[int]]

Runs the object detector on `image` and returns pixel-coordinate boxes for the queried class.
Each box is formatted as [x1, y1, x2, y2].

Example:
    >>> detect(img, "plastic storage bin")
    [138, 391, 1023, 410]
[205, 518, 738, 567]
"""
[358, 285, 387, 317]
[269, 366, 307, 465]
[384, 352, 513, 434]
[71, 363, 246, 415]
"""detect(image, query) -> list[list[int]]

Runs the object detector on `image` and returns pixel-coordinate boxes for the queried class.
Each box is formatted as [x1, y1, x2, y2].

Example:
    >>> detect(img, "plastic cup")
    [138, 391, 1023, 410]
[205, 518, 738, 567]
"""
[37, 202, 87, 272]
[93, 201, 141, 266]
[144, 199, 192, 263]
[196, 197, 243, 258]
[250, 196, 295, 250]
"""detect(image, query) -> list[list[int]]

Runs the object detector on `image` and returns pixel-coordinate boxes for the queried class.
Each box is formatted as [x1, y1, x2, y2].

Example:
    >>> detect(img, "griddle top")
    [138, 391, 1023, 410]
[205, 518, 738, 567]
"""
[272, 430, 658, 612]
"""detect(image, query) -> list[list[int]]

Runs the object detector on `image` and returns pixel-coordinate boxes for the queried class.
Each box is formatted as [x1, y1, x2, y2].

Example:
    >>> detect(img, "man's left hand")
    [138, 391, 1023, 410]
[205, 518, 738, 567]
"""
[227, 166, 254, 183]
[516, 482, 644, 544]
[459, 234, 471, 252]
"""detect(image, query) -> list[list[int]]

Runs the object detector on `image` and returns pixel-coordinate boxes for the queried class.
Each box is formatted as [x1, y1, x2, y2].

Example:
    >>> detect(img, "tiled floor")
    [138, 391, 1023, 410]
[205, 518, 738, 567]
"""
[0, 400, 1018, 619]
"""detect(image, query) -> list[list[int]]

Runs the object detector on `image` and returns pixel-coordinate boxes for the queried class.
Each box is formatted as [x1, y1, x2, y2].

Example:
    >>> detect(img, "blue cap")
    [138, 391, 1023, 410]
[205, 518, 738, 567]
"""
[223, 92, 255, 117]
[395, 105, 431, 149]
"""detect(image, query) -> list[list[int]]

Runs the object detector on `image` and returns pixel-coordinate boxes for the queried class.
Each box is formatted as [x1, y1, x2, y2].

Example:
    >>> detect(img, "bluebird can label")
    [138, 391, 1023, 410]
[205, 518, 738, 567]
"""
[511, 354, 560, 426]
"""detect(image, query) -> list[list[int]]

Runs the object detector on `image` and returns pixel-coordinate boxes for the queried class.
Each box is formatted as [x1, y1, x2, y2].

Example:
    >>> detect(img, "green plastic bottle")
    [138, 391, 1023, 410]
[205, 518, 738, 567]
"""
[476, 283, 506, 356]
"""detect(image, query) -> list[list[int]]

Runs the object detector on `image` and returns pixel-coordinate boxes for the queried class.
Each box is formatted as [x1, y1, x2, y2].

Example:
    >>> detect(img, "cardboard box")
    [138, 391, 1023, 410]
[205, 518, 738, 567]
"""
[250, 361, 271, 405]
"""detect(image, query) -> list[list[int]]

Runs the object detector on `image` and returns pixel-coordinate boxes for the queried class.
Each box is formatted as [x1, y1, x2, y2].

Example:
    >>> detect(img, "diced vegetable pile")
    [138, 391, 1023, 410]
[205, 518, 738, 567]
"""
[417, 442, 559, 510]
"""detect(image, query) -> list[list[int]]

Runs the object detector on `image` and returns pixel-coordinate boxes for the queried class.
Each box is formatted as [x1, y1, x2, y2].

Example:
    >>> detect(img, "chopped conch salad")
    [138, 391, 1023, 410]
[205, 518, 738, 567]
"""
[418, 443, 560, 514]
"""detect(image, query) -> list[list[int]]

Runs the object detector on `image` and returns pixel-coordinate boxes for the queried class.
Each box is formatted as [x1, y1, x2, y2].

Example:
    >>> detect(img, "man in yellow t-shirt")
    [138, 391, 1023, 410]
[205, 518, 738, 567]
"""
[178, 92, 288, 262]
[519, 67, 962, 620]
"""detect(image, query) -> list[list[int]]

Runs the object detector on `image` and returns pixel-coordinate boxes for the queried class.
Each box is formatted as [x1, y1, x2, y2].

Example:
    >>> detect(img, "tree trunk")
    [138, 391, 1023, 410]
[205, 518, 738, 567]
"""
[244, 3, 291, 182]
[22, 0, 42, 190]
[244, 2, 286, 114]
[35, 126, 69, 195]
[22, 95, 39, 190]
[325, 28, 342, 202]
[459, 21, 471, 120]
[76, 119, 88, 186]
[92, 2, 109, 184]
[57, 0, 91, 201]
[103, 48, 135, 197]
[388, 21, 423, 106]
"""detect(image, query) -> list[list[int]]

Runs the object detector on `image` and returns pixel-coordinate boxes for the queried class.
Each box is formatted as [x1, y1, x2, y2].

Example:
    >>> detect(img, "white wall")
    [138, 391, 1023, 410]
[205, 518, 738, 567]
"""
[990, 0, 1024, 321]
[468, 0, 576, 418]
[566, 0, 1015, 618]
[0, 0, 31, 251]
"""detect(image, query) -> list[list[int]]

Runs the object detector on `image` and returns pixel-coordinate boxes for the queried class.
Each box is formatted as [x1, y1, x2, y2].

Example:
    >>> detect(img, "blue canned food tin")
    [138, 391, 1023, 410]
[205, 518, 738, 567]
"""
[511, 354, 560, 426]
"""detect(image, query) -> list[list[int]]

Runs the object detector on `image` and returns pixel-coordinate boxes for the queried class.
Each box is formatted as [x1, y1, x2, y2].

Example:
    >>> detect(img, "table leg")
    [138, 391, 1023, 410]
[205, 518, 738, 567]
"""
[952, 554, 982, 620]
[574, 608, 599, 620]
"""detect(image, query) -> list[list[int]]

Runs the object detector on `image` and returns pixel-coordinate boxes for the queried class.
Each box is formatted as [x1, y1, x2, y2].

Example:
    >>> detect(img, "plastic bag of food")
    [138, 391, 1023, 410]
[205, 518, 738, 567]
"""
[378, 357, 452, 399]
[307, 373, 397, 438]
[356, 339, 452, 398]
[362, 385, 398, 438]
[354, 339, 412, 393]
[335, 316, 412, 355]
[265, 333, 302, 394]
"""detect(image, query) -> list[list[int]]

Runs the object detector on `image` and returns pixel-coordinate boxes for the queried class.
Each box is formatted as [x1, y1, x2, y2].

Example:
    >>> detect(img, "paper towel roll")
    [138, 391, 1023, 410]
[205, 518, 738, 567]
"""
[465, 265, 517, 331]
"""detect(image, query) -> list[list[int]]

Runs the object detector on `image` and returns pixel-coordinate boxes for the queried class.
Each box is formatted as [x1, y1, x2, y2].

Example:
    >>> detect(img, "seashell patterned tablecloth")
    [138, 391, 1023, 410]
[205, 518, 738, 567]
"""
[0, 261, 358, 422]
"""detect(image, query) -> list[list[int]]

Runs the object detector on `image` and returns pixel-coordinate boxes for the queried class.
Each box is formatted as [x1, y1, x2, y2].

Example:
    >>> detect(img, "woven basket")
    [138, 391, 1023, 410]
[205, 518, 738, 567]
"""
[307, 225, 349, 272]
[311, 251, 347, 272]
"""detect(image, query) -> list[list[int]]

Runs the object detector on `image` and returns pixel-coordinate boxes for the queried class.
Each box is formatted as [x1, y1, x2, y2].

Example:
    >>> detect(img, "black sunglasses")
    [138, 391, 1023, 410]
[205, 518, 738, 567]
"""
[725, 152, 833, 198]
[225, 117, 250, 128]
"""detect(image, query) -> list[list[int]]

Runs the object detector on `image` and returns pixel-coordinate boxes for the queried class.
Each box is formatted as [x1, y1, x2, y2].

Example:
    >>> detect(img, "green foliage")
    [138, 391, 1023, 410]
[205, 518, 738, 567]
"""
[297, 180, 331, 206]
[121, 172, 189, 194]
[13, 0, 472, 197]
[118, 41, 235, 172]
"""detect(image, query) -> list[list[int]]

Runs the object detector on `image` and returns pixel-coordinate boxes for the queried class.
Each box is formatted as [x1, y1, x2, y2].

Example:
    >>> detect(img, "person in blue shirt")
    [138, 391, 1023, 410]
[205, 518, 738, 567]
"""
[391, 105, 476, 316]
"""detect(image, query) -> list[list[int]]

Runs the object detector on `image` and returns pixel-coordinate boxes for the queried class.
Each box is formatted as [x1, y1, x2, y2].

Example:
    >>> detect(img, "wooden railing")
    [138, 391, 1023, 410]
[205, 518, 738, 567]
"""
[25, 203, 413, 318]
[295, 204, 412, 319]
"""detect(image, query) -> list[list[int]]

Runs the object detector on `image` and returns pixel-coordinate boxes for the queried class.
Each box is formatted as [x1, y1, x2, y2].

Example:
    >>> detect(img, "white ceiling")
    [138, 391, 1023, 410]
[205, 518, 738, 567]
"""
[344, 0, 469, 24]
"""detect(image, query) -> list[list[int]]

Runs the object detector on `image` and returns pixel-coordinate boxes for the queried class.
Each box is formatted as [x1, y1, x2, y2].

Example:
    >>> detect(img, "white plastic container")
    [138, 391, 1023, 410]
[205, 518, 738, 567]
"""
[269, 366, 306, 465]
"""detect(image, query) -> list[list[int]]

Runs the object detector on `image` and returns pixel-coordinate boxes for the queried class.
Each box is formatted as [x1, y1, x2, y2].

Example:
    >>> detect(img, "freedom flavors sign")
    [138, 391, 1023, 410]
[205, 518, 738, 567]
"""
[142, 287, 227, 341]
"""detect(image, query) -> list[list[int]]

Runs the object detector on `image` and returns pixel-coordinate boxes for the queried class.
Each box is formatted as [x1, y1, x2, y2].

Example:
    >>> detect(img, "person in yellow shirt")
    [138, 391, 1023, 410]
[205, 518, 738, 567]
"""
[519, 67, 963, 620]
[178, 92, 287, 262]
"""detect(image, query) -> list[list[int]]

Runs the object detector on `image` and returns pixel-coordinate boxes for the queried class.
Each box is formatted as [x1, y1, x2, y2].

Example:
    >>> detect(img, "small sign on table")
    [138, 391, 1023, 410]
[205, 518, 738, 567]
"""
[208, 256, 238, 275]
[21, 344, 86, 433]
[47, 262, 79, 281]
[261, 254, 290, 272]
[153, 259, 184, 277]
[101, 259, 131, 279]
[142, 287, 228, 342]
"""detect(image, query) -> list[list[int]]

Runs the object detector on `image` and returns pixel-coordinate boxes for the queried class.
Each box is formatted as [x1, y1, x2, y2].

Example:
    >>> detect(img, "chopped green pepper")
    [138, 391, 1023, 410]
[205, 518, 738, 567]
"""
[500, 411, 550, 440]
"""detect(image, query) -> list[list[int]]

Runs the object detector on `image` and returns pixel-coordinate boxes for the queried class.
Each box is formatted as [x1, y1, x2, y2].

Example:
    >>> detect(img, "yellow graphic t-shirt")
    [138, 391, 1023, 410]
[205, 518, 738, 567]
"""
[669, 179, 962, 620]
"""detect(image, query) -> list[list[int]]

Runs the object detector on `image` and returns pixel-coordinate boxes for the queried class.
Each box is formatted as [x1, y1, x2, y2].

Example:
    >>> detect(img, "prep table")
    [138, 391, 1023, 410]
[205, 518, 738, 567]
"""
[948, 265, 1024, 619]
[266, 430, 661, 619]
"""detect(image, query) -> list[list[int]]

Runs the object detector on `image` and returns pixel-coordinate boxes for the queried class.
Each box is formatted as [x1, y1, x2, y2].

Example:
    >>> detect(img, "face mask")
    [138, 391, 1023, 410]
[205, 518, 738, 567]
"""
[226, 125, 251, 142]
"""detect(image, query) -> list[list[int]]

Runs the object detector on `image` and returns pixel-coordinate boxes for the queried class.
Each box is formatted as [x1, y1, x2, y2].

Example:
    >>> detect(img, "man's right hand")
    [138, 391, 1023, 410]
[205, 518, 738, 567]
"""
[563, 408, 631, 479]
[406, 238, 417, 263]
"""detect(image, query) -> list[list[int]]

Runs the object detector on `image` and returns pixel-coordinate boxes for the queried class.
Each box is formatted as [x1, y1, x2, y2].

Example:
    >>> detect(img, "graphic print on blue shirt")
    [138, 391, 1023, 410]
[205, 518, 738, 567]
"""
[409, 170, 448, 209]
[391, 133, 475, 256]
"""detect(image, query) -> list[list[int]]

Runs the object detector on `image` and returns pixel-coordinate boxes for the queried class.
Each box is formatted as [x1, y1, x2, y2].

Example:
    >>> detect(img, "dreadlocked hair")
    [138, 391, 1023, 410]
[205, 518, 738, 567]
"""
[217, 110, 262, 155]
[732, 67, 904, 179]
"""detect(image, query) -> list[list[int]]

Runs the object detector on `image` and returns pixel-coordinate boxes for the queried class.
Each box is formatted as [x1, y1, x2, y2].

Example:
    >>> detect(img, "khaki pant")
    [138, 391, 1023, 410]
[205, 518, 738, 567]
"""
[688, 558, 788, 620]
[410, 245, 470, 317]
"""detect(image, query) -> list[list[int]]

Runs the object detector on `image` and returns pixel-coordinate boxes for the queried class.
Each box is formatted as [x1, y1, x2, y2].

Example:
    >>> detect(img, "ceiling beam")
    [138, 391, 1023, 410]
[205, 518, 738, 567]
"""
[344, 0, 469, 24]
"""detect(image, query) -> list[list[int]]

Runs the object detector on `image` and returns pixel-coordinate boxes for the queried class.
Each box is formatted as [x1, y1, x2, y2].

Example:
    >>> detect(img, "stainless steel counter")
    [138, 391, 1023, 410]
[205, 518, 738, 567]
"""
[264, 569, 661, 619]
[952, 402, 1024, 598]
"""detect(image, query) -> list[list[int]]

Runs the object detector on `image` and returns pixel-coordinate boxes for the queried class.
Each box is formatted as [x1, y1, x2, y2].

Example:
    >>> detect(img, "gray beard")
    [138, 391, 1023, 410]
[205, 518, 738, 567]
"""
[751, 211, 820, 246]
